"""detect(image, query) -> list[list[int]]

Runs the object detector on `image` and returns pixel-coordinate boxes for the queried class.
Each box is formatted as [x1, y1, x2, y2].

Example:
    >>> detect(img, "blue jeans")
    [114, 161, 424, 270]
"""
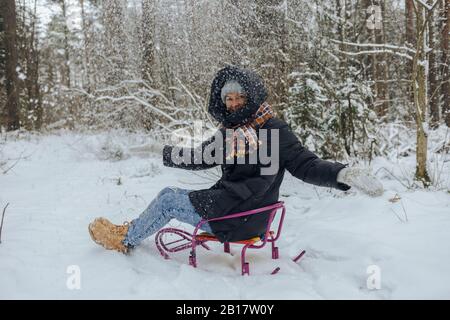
[123, 187, 212, 247]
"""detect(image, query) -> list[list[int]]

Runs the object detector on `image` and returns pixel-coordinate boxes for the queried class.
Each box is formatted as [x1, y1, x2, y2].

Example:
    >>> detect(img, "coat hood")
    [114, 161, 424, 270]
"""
[208, 66, 268, 128]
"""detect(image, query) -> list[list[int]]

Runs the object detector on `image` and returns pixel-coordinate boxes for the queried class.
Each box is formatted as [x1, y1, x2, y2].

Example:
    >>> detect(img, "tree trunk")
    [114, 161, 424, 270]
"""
[369, 0, 389, 117]
[61, 0, 71, 88]
[440, 0, 449, 126]
[1, 0, 21, 131]
[428, 0, 439, 127]
[142, 0, 155, 85]
[79, 0, 92, 92]
[103, 0, 127, 84]
[23, 0, 42, 130]
[336, 0, 351, 154]
[413, 5, 431, 186]
[0, 14, 3, 64]
[405, 0, 416, 106]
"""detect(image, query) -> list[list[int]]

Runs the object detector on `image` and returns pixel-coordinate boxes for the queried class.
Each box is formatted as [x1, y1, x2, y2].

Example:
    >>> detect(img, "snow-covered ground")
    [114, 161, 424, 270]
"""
[1, 130, 449, 299]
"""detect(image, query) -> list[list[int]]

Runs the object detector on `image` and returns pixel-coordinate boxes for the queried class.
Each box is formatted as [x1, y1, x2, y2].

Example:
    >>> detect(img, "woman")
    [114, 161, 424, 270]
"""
[88, 66, 383, 253]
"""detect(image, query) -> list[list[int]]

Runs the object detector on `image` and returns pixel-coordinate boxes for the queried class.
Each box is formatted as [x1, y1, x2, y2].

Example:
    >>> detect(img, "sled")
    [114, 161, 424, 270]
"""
[155, 201, 306, 275]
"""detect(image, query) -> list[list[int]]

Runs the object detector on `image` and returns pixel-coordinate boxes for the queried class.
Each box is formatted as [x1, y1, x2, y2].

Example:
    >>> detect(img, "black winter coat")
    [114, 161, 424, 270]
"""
[163, 66, 350, 242]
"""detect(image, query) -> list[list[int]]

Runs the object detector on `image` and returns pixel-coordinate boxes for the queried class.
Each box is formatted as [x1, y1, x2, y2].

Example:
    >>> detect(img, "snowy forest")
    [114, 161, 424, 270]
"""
[0, 0, 448, 182]
[0, 0, 450, 299]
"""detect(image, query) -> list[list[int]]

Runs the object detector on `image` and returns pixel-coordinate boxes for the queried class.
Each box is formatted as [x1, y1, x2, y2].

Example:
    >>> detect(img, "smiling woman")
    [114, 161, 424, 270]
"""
[225, 93, 247, 113]
[88, 66, 383, 253]
[221, 79, 248, 112]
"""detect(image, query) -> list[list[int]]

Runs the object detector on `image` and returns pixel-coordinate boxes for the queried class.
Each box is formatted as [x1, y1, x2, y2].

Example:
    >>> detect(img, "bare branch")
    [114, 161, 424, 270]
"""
[94, 95, 177, 123]
[330, 39, 417, 54]
[390, 207, 406, 223]
[375, 167, 413, 189]
[413, 0, 438, 11]
[0, 203, 9, 244]
[1, 150, 27, 174]
[335, 49, 413, 61]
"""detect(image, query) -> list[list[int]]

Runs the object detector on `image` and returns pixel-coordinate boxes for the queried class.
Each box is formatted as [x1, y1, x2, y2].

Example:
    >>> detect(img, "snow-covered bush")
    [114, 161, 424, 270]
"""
[285, 71, 378, 161]
[96, 136, 129, 162]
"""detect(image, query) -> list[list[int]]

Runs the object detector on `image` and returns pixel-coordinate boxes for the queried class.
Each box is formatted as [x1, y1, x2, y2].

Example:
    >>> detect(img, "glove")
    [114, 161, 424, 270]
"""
[337, 167, 384, 197]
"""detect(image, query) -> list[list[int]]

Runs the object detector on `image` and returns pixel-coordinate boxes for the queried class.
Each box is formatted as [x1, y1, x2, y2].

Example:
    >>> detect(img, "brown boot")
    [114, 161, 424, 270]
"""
[88, 217, 130, 254]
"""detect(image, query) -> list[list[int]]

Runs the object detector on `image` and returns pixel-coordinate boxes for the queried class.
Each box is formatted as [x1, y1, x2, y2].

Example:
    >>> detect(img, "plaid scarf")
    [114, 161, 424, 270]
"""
[223, 102, 275, 159]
